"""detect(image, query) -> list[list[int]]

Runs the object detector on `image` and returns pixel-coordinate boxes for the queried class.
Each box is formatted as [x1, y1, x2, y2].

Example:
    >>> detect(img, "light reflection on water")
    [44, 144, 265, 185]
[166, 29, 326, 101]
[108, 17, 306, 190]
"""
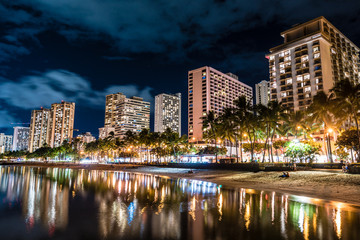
[0, 166, 360, 240]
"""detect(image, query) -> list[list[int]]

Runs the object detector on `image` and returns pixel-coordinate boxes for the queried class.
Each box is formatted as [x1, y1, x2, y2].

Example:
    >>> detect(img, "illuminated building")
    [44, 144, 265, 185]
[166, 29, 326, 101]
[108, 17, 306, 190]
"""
[104, 92, 125, 128]
[154, 93, 181, 135]
[77, 132, 96, 143]
[0, 133, 13, 153]
[255, 80, 270, 106]
[48, 101, 75, 148]
[188, 66, 252, 142]
[29, 107, 51, 152]
[98, 126, 115, 139]
[12, 126, 30, 151]
[267, 16, 360, 112]
[103, 93, 150, 138]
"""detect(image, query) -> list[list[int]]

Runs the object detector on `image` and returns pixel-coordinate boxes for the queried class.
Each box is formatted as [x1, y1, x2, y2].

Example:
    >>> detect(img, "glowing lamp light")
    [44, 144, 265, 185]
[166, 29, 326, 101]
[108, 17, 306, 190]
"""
[328, 128, 334, 133]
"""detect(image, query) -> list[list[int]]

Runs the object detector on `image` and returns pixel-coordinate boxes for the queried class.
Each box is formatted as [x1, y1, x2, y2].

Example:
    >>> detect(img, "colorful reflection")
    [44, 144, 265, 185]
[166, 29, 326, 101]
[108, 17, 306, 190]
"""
[0, 166, 359, 239]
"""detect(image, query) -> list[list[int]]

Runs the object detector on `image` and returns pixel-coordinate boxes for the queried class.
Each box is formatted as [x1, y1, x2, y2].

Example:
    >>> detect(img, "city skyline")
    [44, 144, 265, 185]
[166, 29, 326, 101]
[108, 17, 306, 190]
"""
[0, 1, 360, 137]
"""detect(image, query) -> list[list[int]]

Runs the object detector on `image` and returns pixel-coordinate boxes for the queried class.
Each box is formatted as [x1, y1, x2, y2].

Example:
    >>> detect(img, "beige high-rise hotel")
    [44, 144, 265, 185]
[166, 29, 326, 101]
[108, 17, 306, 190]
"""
[267, 16, 360, 112]
[29, 101, 75, 152]
[188, 66, 252, 143]
[48, 101, 75, 148]
[29, 107, 51, 152]
[104, 93, 150, 139]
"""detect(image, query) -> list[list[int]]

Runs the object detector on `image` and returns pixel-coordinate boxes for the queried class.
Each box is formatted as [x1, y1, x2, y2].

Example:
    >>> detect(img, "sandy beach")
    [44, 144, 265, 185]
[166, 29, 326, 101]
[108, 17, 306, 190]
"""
[2, 162, 360, 205]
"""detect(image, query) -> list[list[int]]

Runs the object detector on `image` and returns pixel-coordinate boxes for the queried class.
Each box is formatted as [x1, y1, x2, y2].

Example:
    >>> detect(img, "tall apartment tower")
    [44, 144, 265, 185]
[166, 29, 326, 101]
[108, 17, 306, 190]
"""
[12, 126, 30, 151]
[267, 16, 360, 112]
[29, 108, 51, 152]
[48, 101, 75, 148]
[0, 133, 13, 153]
[104, 93, 126, 127]
[154, 93, 181, 135]
[188, 66, 253, 143]
[104, 94, 150, 138]
[255, 80, 270, 106]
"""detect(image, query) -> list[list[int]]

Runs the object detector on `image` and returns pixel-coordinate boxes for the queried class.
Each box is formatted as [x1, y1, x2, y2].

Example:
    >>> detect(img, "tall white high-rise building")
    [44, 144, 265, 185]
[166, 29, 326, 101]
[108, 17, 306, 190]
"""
[12, 126, 30, 151]
[104, 93, 150, 138]
[154, 93, 181, 135]
[0, 133, 13, 153]
[29, 108, 51, 152]
[29, 101, 75, 152]
[104, 92, 126, 128]
[48, 101, 75, 148]
[115, 96, 150, 138]
[255, 80, 270, 106]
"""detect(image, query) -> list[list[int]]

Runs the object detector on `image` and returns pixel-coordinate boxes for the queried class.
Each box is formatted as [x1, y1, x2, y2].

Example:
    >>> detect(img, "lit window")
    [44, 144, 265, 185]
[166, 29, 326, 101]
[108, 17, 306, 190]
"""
[301, 56, 308, 62]
[297, 75, 303, 81]
[314, 53, 320, 58]
[304, 74, 310, 80]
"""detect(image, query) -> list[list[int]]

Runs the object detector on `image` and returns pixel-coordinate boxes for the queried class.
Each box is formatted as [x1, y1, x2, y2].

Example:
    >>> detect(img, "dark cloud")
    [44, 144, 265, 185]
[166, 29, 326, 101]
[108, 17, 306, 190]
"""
[0, 108, 17, 128]
[1, 0, 359, 63]
[1, 0, 360, 134]
[0, 69, 153, 109]
[103, 56, 133, 61]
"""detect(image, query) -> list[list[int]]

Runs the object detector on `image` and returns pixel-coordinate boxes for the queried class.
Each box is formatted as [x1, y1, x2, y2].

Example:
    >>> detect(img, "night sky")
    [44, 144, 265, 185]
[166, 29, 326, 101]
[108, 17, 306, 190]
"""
[0, 0, 360, 137]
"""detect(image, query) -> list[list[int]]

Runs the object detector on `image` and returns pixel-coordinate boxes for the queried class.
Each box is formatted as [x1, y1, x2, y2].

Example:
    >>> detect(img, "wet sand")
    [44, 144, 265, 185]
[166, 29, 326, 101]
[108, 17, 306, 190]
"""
[3, 161, 360, 205]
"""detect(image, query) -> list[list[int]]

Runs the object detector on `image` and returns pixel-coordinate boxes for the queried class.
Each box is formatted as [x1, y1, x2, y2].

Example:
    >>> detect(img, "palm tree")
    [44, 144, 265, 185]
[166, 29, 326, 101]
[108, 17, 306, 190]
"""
[233, 96, 252, 162]
[330, 78, 360, 160]
[202, 111, 221, 163]
[218, 108, 237, 159]
[307, 91, 335, 162]
[286, 111, 305, 138]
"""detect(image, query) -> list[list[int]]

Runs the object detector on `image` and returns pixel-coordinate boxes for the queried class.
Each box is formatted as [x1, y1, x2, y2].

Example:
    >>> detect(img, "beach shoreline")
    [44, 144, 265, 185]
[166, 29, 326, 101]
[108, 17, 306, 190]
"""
[2, 161, 360, 206]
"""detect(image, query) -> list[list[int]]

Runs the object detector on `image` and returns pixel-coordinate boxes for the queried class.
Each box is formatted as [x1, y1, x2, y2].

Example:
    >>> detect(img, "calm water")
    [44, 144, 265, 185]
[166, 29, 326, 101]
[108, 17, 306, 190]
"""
[0, 166, 359, 240]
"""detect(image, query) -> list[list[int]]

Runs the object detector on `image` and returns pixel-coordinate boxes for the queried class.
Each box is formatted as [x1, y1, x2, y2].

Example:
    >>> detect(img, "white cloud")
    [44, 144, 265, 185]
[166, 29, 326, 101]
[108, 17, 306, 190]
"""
[0, 69, 153, 109]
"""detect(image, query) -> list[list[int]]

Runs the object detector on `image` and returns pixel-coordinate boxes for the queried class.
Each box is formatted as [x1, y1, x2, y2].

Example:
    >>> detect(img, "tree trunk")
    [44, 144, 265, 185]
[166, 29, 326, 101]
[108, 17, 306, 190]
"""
[235, 136, 239, 163]
[239, 135, 243, 163]
[353, 111, 360, 162]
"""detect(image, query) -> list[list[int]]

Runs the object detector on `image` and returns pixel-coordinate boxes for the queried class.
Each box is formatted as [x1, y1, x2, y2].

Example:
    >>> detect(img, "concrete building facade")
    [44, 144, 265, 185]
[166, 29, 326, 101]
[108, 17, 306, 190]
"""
[98, 126, 115, 139]
[255, 80, 270, 106]
[48, 101, 75, 148]
[115, 96, 150, 138]
[0, 133, 13, 153]
[267, 16, 360, 112]
[29, 108, 51, 152]
[188, 66, 252, 143]
[29, 101, 75, 152]
[104, 93, 126, 128]
[154, 93, 181, 135]
[77, 132, 96, 144]
[104, 93, 150, 139]
[12, 126, 30, 151]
